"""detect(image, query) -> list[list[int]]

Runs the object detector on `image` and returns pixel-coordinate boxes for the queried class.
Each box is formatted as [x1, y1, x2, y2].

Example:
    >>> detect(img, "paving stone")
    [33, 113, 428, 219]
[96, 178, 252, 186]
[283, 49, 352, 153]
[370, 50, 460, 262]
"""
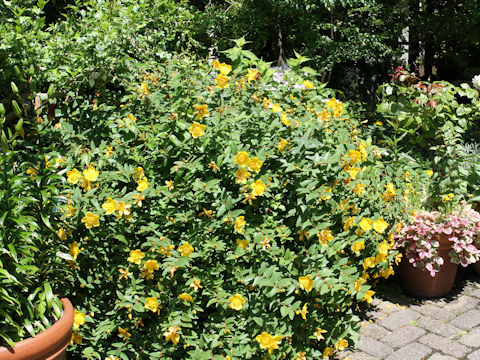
[428, 354, 456, 360]
[343, 352, 376, 360]
[418, 333, 470, 358]
[443, 296, 479, 314]
[374, 300, 402, 315]
[385, 342, 433, 360]
[356, 336, 393, 358]
[412, 303, 456, 322]
[424, 298, 448, 308]
[377, 309, 421, 331]
[382, 325, 426, 348]
[459, 328, 480, 347]
[449, 309, 480, 329]
[360, 321, 391, 340]
[471, 288, 480, 299]
[416, 316, 463, 339]
[469, 349, 480, 360]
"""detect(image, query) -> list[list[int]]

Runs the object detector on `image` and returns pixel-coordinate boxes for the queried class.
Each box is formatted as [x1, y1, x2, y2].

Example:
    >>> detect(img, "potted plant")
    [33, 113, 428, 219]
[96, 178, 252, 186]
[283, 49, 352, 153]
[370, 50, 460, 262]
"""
[0, 80, 74, 357]
[395, 204, 480, 296]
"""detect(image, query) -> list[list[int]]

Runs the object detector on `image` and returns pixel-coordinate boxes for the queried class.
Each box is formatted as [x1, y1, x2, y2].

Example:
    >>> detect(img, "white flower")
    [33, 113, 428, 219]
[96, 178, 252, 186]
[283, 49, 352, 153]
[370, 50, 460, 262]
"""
[472, 75, 480, 90]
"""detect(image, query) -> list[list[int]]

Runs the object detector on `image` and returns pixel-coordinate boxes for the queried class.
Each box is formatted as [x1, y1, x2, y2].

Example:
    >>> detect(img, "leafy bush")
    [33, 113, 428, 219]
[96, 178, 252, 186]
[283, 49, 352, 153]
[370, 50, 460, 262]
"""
[39, 43, 416, 359]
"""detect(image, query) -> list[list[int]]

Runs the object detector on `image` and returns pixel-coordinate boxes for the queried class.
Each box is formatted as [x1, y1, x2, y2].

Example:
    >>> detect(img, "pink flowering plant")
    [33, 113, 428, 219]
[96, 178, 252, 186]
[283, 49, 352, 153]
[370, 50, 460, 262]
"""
[395, 205, 480, 277]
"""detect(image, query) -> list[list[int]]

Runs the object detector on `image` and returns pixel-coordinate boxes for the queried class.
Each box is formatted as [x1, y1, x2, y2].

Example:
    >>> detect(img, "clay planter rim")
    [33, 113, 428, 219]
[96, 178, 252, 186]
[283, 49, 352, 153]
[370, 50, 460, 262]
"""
[0, 298, 74, 360]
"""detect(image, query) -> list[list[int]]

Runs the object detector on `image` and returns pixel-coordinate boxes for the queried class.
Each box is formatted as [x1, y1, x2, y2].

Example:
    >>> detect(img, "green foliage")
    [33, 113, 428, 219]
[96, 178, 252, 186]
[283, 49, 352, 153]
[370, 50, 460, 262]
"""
[40, 43, 414, 359]
[0, 75, 64, 347]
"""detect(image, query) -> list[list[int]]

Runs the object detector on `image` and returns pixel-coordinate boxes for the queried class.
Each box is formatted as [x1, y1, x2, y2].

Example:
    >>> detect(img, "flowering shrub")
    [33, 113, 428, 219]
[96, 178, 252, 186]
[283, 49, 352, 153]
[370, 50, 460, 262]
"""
[395, 206, 480, 277]
[10, 42, 417, 359]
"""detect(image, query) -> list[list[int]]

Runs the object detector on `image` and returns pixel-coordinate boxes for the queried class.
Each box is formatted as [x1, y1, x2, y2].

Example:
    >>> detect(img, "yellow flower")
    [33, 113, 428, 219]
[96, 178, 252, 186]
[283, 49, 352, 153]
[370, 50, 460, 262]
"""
[345, 165, 360, 180]
[344, 217, 356, 231]
[67, 168, 82, 184]
[190, 277, 203, 292]
[178, 293, 194, 303]
[303, 80, 314, 89]
[57, 228, 67, 241]
[68, 241, 80, 261]
[299, 274, 313, 292]
[347, 150, 362, 165]
[137, 177, 148, 192]
[105, 356, 119, 360]
[234, 151, 250, 167]
[335, 339, 348, 351]
[215, 74, 229, 89]
[145, 297, 159, 312]
[296, 303, 308, 320]
[118, 327, 131, 341]
[358, 142, 368, 160]
[117, 201, 131, 217]
[83, 166, 99, 182]
[132, 193, 145, 207]
[235, 168, 251, 184]
[359, 218, 372, 232]
[326, 97, 341, 110]
[382, 183, 396, 202]
[255, 332, 282, 354]
[295, 351, 307, 360]
[234, 216, 246, 233]
[314, 328, 327, 341]
[193, 104, 209, 120]
[375, 253, 387, 264]
[228, 294, 246, 311]
[73, 311, 85, 329]
[318, 109, 331, 123]
[277, 139, 289, 153]
[271, 103, 283, 113]
[323, 347, 334, 358]
[363, 257, 376, 270]
[251, 179, 266, 196]
[426, 169, 434, 177]
[353, 183, 366, 196]
[104, 146, 114, 157]
[351, 241, 365, 254]
[70, 331, 82, 345]
[247, 69, 259, 83]
[218, 63, 232, 75]
[81, 212, 100, 229]
[317, 229, 334, 246]
[189, 121, 207, 138]
[178, 242, 194, 257]
[212, 59, 220, 69]
[333, 108, 344, 118]
[247, 157, 263, 173]
[373, 217, 388, 234]
[281, 112, 291, 126]
[363, 290, 375, 304]
[133, 167, 144, 180]
[143, 259, 159, 273]
[236, 238, 249, 250]
[127, 249, 145, 265]
[101, 198, 118, 215]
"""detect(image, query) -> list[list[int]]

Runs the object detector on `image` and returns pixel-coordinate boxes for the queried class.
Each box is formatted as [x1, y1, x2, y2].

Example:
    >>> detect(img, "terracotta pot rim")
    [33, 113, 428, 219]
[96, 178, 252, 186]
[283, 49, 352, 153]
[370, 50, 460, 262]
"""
[0, 298, 74, 360]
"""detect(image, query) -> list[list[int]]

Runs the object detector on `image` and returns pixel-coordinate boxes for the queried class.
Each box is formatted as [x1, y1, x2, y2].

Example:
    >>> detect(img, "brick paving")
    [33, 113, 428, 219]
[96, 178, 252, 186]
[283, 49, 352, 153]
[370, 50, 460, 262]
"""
[342, 266, 480, 360]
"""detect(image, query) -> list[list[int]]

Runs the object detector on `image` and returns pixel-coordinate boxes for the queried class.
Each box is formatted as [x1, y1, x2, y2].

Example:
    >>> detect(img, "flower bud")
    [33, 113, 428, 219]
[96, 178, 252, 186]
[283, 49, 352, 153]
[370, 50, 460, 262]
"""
[11, 81, 19, 95]
[12, 100, 22, 117]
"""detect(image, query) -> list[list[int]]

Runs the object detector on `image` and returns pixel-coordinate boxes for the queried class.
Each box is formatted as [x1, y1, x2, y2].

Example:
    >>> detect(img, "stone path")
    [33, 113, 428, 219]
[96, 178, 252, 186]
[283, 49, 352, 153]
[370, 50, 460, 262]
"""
[341, 266, 480, 360]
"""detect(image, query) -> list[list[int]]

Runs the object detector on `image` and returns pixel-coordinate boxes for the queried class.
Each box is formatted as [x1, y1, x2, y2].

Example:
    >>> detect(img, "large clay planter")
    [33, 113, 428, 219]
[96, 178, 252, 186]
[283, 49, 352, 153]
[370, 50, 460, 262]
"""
[399, 234, 458, 297]
[0, 298, 73, 360]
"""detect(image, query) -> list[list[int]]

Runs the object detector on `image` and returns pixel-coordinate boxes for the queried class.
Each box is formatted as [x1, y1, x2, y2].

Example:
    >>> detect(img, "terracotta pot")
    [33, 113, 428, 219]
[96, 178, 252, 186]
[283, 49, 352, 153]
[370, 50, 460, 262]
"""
[0, 298, 74, 360]
[399, 234, 458, 297]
